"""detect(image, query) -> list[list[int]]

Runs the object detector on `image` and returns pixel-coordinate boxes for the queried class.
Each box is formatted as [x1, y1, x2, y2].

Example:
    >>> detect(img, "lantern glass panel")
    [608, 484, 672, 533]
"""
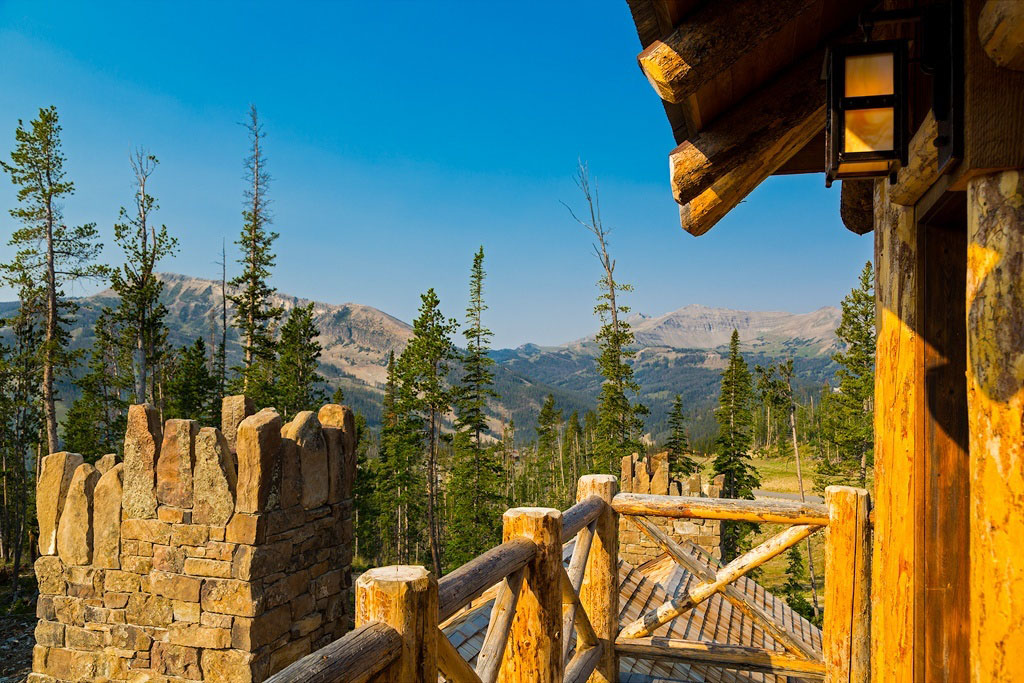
[837, 160, 891, 175]
[844, 52, 894, 97]
[844, 108, 894, 153]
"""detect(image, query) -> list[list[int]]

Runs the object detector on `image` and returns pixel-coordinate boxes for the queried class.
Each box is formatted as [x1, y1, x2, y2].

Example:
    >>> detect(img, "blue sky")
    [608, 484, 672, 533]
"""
[0, 1, 872, 348]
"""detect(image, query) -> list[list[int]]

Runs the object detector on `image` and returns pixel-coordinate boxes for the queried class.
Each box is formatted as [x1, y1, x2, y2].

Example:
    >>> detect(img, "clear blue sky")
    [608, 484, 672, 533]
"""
[0, 1, 872, 349]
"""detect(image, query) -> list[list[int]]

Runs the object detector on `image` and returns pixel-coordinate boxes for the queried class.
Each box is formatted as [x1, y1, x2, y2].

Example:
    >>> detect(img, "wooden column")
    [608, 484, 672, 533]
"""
[967, 170, 1024, 681]
[576, 475, 618, 683]
[824, 486, 871, 683]
[355, 565, 438, 682]
[499, 508, 563, 683]
[871, 179, 920, 683]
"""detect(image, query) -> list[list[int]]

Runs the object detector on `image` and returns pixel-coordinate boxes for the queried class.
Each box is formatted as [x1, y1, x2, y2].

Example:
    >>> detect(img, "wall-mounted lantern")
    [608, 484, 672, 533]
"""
[825, 40, 908, 187]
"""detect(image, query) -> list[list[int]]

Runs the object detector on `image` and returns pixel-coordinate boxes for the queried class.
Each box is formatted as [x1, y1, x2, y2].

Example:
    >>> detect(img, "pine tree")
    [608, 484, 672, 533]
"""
[108, 150, 178, 407]
[820, 262, 875, 487]
[1, 106, 106, 451]
[276, 303, 327, 419]
[397, 289, 457, 575]
[565, 161, 647, 473]
[165, 338, 218, 424]
[666, 394, 698, 479]
[713, 329, 760, 562]
[229, 105, 282, 403]
[782, 546, 816, 622]
[447, 247, 504, 566]
[63, 311, 131, 456]
[536, 394, 563, 505]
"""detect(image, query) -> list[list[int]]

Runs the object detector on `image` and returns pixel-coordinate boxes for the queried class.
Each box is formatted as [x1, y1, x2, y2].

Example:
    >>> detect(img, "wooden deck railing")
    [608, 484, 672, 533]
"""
[269, 476, 870, 683]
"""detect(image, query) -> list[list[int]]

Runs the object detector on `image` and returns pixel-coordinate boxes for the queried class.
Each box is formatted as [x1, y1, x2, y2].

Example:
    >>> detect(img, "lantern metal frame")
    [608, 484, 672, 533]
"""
[825, 39, 908, 187]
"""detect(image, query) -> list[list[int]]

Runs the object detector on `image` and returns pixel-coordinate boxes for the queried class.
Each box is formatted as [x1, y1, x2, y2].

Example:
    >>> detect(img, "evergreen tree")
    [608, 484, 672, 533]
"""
[535, 394, 563, 504]
[566, 161, 647, 473]
[447, 247, 504, 566]
[276, 303, 327, 419]
[63, 311, 130, 456]
[108, 150, 178, 407]
[564, 410, 584, 494]
[1, 106, 106, 451]
[397, 289, 457, 575]
[819, 262, 875, 487]
[782, 546, 815, 622]
[229, 105, 282, 404]
[713, 329, 760, 562]
[666, 394, 698, 479]
[165, 338, 218, 424]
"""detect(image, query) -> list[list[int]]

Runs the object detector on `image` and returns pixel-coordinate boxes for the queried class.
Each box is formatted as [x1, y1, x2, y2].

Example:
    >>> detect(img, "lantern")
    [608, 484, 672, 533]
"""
[825, 41, 907, 186]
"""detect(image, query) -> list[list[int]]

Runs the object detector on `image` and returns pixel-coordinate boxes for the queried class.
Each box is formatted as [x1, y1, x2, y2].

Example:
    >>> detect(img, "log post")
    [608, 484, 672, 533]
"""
[355, 565, 438, 682]
[967, 170, 1024, 681]
[576, 475, 618, 683]
[498, 507, 563, 683]
[823, 487, 871, 683]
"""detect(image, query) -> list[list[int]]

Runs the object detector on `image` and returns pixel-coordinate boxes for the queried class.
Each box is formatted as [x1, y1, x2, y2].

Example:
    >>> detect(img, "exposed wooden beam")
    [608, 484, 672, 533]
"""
[616, 638, 826, 679]
[668, 54, 825, 236]
[979, 0, 1024, 71]
[637, 0, 819, 105]
[613, 488, 830, 526]
[774, 131, 826, 175]
[891, 111, 939, 206]
[841, 180, 876, 235]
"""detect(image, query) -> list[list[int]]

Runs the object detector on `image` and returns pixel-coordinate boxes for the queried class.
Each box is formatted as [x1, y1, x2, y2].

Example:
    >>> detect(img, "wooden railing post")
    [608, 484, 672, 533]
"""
[499, 507, 563, 682]
[823, 486, 871, 683]
[356, 565, 438, 682]
[577, 475, 618, 683]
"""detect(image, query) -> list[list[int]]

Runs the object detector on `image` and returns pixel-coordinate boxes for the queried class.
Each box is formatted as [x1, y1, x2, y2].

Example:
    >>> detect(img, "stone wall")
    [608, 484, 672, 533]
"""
[31, 396, 356, 683]
[618, 452, 724, 567]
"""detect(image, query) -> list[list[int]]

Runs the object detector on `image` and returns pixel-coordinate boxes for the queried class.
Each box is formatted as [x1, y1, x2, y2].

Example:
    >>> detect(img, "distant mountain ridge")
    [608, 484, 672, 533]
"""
[0, 273, 841, 440]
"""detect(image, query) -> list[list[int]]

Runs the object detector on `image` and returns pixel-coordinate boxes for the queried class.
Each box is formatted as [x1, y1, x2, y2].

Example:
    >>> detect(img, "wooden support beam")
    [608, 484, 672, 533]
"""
[476, 568, 524, 683]
[616, 638, 827, 679]
[438, 537, 536, 622]
[967, 170, 1024, 681]
[823, 487, 871, 683]
[891, 112, 940, 206]
[637, 0, 818, 105]
[979, 0, 1024, 71]
[621, 524, 821, 638]
[629, 515, 821, 659]
[562, 520, 595, 663]
[668, 54, 825, 236]
[355, 565, 438, 682]
[560, 566, 598, 650]
[575, 475, 618, 683]
[841, 180, 876, 235]
[263, 621, 401, 683]
[613, 491, 830, 526]
[564, 644, 603, 683]
[871, 181, 919, 683]
[438, 629, 483, 683]
[499, 508, 563, 682]
[561, 495, 604, 543]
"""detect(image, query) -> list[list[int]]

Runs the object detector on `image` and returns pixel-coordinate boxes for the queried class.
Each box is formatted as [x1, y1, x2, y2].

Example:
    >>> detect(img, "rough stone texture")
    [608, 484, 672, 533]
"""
[235, 409, 282, 514]
[37, 452, 84, 556]
[221, 395, 255, 452]
[619, 451, 724, 566]
[193, 427, 237, 525]
[123, 404, 162, 520]
[56, 464, 100, 566]
[93, 463, 124, 569]
[33, 397, 354, 683]
[157, 419, 198, 508]
[282, 411, 329, 509]
[318, 404, 356, 503]
[95, 453, 118, 475]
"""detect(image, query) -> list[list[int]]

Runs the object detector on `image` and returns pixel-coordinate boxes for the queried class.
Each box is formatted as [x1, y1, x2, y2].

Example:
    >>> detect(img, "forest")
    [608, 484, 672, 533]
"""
[0, 105, 875, 625]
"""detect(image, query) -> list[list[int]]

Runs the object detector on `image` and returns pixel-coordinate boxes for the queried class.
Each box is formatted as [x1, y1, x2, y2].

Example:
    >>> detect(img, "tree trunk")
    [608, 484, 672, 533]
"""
[789, 390, 820, 620]
[426, 409, 443, 576]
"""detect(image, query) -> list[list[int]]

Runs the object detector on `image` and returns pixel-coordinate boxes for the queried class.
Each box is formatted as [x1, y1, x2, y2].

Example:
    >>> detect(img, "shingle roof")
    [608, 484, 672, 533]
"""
[441, 540, 822, 682]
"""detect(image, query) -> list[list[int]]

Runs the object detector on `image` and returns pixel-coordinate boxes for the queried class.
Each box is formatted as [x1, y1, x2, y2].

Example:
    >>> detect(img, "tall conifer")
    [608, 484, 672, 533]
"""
[276, 303, 327, 419]
[666, 394, 698, 478]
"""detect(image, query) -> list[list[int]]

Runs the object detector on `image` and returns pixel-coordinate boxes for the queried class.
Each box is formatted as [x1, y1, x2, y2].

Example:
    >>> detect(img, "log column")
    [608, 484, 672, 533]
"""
[355, 565, 438, 682]
[499, 507, 563, 682]
[966, 170, 1024, 682]
[824, 486, 871, 683]
[576, 475, 618, 683]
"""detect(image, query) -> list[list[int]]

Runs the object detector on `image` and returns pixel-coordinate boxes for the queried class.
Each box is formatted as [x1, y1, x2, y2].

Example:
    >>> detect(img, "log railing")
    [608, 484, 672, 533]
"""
[270, 477, 869, 683]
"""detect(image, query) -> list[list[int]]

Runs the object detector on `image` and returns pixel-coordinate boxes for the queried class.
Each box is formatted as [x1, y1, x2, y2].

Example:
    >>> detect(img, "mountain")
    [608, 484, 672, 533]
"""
[0, 273, 840, 442]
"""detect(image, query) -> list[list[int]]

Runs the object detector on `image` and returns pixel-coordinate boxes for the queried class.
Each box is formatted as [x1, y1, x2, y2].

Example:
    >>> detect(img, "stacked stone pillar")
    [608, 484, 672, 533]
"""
[618, 452, 724, 566]
[31, 397, 356, 682]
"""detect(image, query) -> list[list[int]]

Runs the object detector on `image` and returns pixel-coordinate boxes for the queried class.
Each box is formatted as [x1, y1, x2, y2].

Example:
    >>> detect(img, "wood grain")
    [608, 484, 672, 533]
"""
[823, 487, 871, 683]
[613, 491, 830, 525]
[263, 621, 401, 683]
[575, 475, 618, 683]
[438, 537, 536, 622]
[476, 568, 524, 683]
[616, 638, 826, 679]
